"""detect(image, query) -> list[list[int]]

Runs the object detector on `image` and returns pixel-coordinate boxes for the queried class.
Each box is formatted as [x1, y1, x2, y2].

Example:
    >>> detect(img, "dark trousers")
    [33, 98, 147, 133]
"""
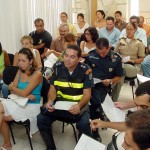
[90, 84, 111, 120]
[37, 110, 91, 149]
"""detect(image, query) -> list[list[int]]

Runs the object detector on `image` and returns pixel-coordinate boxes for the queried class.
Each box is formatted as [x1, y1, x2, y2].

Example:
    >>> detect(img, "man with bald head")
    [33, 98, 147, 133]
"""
[46, 23, 70, 58]
[139, 16, 150, 37]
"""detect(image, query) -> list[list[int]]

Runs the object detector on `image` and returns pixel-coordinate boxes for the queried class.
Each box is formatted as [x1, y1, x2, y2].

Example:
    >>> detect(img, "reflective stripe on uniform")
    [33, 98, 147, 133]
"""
[54, 81, 83, 88]
[57, 91, 83, 101]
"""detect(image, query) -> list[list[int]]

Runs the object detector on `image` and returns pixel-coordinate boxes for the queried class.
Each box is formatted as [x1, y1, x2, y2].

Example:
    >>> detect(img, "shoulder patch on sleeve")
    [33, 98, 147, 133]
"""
[85, 68, 92, 75]
[111, 52, 122, 60]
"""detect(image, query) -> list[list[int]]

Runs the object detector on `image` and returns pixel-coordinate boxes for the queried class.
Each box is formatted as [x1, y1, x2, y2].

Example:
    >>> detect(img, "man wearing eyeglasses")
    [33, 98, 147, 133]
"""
[120, 16, 147, 47]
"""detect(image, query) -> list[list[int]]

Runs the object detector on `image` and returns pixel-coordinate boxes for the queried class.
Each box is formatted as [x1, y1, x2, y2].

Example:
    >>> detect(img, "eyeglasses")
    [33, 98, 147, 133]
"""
[84, 33, 91, 36]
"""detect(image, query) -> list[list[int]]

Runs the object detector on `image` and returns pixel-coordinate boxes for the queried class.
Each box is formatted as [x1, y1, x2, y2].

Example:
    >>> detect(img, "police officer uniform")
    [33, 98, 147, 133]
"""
[85, 49, 123, 119]
[115, 37, 145, 78]
[37, 61, 94, 150]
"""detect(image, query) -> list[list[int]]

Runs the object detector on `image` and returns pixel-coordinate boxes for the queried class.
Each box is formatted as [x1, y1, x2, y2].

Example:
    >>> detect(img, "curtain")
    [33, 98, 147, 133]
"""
[0, 0, 73, 54]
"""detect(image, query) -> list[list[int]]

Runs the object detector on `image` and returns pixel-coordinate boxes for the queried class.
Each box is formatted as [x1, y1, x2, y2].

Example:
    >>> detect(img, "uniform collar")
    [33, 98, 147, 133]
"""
[95, 49, 111, 58]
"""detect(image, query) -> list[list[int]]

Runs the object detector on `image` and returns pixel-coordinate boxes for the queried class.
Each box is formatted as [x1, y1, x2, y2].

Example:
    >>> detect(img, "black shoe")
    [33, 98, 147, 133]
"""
[92, 130, 102, 143]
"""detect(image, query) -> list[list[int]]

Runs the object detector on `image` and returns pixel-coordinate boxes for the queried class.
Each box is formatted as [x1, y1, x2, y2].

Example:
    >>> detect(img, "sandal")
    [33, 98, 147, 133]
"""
[0, 144, 12, 150]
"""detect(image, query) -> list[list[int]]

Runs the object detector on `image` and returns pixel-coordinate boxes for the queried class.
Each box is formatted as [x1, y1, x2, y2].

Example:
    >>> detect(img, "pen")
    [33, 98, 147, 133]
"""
[43, 102, 54, 113]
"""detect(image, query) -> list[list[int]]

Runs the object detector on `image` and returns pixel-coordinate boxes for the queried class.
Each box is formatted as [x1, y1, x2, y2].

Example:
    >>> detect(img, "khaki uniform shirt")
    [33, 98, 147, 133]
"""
[115, 37, 145, 60]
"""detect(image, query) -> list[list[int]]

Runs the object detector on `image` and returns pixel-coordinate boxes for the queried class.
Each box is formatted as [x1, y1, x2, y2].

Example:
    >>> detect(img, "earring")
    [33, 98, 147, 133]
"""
[30, 64, 32, 68]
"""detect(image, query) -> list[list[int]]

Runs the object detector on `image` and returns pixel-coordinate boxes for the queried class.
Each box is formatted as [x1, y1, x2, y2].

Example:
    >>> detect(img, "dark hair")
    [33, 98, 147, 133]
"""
[96, 10, 105, 19]
[126, 22, 137, 30]
[61, 12, 68, 17]
[34, 18, 44, 24]
[0, 42, 2, 55]
[83, 27, 98, 43]
[96, 38, 109, 49]
[135, 81, 150, 98]
[115, 11, 122, 16]
[106, 16, 115, 22]
[67, 45, 81, 58]
[130, 15, 140, 24]
[18, 48, 37, 75]
[77, 13, 84, 19]
[126, 109, 150, 150]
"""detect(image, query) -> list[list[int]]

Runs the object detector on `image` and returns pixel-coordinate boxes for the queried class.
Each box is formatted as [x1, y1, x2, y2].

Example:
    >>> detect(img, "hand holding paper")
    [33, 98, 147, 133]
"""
[69, 103, 80, 115]
[101, 94, 126, 122]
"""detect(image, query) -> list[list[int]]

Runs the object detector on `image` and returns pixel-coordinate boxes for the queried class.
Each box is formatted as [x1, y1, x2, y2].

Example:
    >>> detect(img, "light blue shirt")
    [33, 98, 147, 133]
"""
[120, 27, 147, 47]
[99, 27, 121, 48]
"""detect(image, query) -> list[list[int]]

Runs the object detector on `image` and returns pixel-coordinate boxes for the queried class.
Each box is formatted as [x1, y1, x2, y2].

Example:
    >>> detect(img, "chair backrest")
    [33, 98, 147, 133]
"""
[8, 53, 14, 65]
[41, 76, 49, 104]
[3, 66, 19, 85]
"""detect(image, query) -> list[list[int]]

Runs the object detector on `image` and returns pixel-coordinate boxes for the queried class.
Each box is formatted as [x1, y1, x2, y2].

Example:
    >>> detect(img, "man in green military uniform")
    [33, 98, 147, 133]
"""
[37, 45, 94, 150]
[85, 38, 124, 141]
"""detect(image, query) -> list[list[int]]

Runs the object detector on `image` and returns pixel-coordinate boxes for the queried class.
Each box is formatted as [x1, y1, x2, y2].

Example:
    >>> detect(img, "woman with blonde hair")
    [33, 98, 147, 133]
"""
[13, 35, 42, 69]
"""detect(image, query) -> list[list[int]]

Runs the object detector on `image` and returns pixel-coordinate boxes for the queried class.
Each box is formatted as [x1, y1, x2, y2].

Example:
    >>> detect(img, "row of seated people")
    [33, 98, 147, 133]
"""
[21, 13, 150, 83]
[0, 15, 149, 101]
[0, 39, 150, 149]
[0, 39, 122, 149]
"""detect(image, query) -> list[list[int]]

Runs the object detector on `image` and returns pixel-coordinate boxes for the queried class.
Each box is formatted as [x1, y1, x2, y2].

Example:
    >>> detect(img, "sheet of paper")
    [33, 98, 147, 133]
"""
[137, 74, 150, 83]
[123, 56, 130, 63]
[44, 53, 58, 68]
[101, 94, 125, 122]
[54, 101, 78, 110]
[74, 134, 106, 150]
[93, 78, 101, 84]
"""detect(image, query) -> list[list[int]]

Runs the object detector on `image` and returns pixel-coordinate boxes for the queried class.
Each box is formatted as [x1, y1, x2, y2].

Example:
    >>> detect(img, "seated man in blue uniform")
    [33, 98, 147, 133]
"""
[37, 45, 94, 150]
[85, 38, 124, 141]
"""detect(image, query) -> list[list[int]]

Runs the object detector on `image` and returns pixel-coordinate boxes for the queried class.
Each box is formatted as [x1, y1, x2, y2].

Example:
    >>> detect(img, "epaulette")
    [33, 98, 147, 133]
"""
[119, 37, 126, 41]
[111, 51, 122, 59]
[55, 61, 63, 67]
[137, 38, 142, 42]
[80, 63, 88, 69]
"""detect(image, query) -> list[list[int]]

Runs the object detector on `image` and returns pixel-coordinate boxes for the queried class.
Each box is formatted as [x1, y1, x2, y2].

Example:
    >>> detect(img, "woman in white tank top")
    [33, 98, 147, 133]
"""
[80, 27, 98, 57]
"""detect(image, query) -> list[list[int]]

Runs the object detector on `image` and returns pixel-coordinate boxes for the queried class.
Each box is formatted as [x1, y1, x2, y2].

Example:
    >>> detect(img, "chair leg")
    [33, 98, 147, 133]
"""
[25, 125, 33, 150]
[70, 123, 78, 143]
[9, 123, 16, 144]
[62, 122, 65, 133]
[132, 86, 134, 99]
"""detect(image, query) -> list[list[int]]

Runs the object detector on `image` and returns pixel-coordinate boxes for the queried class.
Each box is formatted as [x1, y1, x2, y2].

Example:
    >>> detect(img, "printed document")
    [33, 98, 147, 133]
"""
[54, 101, 78, 110]
[93, 78, 101, 84]
[74, 134, 106, 150]
[123, 56, 130, 63]
[102, 94, 125, 122]
[137, 74, 150, 83]
[44, 53, 58, 68]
